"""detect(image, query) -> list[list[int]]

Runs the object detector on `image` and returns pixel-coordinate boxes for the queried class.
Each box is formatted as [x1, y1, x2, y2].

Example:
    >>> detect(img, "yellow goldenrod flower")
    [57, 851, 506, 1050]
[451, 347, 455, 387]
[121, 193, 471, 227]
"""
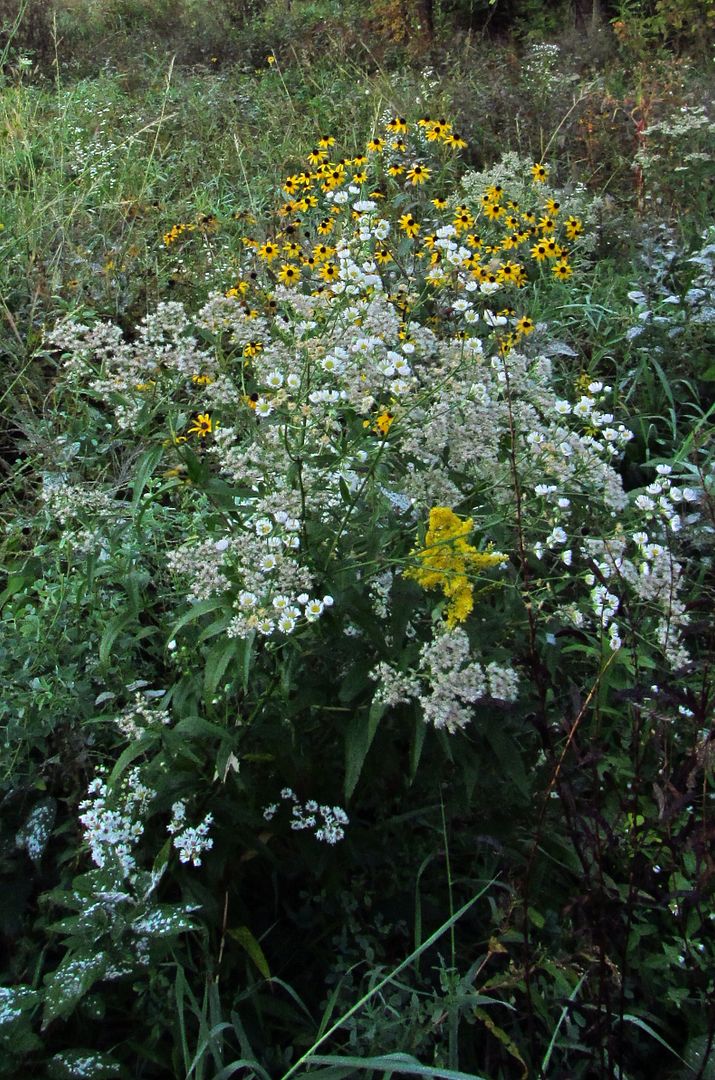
[405, 507, 507, 628]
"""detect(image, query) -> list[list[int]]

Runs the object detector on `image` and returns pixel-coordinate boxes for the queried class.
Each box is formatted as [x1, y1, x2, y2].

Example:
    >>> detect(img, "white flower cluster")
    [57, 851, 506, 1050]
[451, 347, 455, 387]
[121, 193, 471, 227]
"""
[79, 768, 155, 878]
[418, 629, 518, 733]
[370, 628, 519, 734]
[115, 692, 172, 740]
[167, 801, 214, 867]
[263, 788, 349, 845]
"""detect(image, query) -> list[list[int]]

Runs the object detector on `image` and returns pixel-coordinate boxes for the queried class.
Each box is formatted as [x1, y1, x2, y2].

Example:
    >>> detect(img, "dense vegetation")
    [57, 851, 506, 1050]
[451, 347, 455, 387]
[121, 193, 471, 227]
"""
[0, 1, 713, 1077]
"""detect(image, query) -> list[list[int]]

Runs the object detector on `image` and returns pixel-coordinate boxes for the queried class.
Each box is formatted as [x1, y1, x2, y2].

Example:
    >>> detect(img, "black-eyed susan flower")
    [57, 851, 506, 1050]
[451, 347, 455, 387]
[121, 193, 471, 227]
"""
[483, 203, 504, 221]
[187, 413, 214, 438]
[531, 162, 549, 183]
[564, 216, 584, 240]
[498, 261, 522, 284]
[425, 120, 449, 142]
[386, 116, 408, 133]
[367, 137, 385, 153]
[258, 240, 280, 261]
[432, 195, 448, 211]
[320, 262, 339, 283]
[313, 242, 334, 263]
[552, 259, 573, 280]
[398, 213, 420, 239]
[278, 263, 300, 286]
[407, 163, 431, 185]
[530, 240, 549, 261]
[515, 315, 535, 335]
[445, 131, 467, 149]
[453, 206, 474, 232]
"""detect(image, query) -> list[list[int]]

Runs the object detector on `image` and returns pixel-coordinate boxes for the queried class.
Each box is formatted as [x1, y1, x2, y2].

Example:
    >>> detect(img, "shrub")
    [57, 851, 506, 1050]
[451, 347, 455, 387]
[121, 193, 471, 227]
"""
[1, 109, 713, 1077]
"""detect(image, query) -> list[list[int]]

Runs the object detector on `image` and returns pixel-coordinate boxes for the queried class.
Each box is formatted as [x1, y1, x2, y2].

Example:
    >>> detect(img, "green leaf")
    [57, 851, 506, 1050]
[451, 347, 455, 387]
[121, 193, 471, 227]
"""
[47, 1049, 122, 1078]
[344, 702, 385, 799]
[204, 637, 239, 699]
[132, 445, 163, 506]
[0, 985, 39, 1027]
[409, 714, 427, 784]
[622, 1014, 689, 1066]
[228, 926, 271, 979]
[42, 950, 109, 1027]
[483, 727, 529, 800]
[303, 1053, 489, 1079]
[99, 610, 136, 665]
[131, 904, 198, 938]
[474, 1007, 528, 1078]
[108, 732, 158, 786]
[16, 798, 56, 865]
[0, 573, 30, 611]
[168, 596, 227, 643]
